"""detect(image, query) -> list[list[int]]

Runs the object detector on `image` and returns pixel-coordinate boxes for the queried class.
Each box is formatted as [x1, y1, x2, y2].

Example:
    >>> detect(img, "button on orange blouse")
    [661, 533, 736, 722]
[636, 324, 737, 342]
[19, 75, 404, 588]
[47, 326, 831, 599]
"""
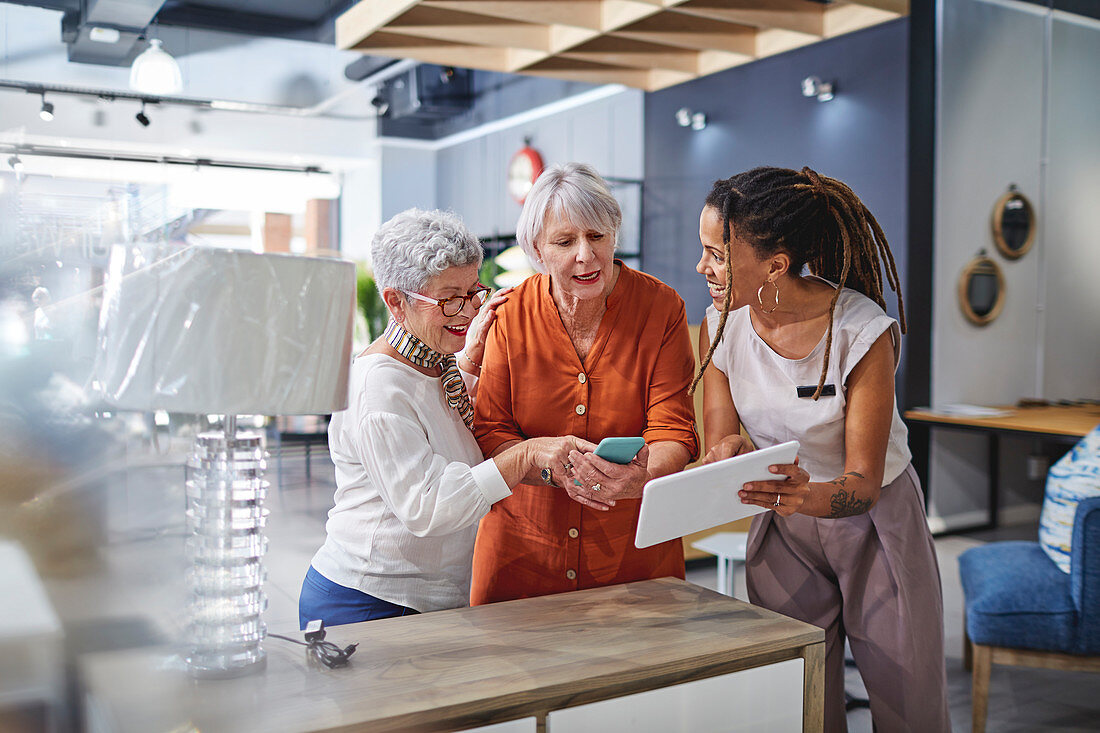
[471, 264, 699, 605]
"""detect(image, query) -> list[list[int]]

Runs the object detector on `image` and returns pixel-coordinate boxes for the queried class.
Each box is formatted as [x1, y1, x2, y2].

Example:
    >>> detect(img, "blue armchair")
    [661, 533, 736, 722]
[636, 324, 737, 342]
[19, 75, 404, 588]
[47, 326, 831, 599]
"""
[959, 496, 1100, 733]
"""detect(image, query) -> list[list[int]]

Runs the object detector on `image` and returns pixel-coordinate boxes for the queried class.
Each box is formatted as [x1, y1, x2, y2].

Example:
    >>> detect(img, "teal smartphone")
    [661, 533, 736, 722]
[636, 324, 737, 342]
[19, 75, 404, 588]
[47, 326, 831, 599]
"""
[573, 437, 645, 486]
[594, 436, 645, 464]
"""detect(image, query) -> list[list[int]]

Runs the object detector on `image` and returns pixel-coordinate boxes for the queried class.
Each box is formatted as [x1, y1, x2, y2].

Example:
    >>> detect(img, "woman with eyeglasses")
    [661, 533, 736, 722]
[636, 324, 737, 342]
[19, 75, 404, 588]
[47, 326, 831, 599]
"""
[300, 208, 596, 628]
[470, 163, 699, 605]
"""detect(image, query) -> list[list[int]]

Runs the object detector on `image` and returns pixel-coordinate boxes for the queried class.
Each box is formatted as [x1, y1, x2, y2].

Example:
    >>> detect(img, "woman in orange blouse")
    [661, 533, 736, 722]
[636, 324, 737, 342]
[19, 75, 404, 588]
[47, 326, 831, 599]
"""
[471, 163, 699, 604]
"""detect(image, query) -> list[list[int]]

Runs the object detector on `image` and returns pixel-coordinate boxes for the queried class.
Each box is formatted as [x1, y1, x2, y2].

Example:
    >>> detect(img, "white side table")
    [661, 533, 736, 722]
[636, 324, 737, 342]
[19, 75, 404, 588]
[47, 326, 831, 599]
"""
[690, 531, 749, 597]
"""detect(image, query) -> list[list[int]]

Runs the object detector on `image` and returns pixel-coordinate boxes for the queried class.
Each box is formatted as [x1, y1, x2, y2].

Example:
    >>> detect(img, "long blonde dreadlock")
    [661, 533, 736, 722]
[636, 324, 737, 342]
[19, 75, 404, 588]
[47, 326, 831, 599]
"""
[689, 166, 905, 400]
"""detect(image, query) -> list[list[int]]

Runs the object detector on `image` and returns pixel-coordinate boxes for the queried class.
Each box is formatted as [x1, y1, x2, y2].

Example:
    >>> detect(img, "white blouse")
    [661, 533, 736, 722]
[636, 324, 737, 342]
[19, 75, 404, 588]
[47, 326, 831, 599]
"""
[706, 283, 911, 486]
[309, 353, 509, 613]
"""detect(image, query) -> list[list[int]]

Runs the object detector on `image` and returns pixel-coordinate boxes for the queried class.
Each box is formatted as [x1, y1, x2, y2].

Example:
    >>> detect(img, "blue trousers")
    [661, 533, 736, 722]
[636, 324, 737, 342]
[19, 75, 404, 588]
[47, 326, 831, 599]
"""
[298, 566, 419, 630]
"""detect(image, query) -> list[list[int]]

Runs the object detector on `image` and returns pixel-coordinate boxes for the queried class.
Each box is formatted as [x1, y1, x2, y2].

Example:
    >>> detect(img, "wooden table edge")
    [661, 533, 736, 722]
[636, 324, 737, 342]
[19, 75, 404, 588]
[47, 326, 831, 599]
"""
[903, 407, 1099, 437]
[307, 633, 825, 733]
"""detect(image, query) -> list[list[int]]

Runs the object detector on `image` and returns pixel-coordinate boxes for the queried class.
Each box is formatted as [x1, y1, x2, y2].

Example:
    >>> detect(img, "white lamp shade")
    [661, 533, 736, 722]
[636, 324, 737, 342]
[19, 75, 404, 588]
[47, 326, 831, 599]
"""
[95, 244, 355, 416]
[129, 39, 183, 95]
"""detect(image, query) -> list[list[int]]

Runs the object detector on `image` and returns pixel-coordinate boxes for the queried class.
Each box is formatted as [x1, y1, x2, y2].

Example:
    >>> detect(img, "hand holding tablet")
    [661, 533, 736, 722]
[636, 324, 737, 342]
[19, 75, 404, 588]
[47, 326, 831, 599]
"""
[634, 440, 801, 549]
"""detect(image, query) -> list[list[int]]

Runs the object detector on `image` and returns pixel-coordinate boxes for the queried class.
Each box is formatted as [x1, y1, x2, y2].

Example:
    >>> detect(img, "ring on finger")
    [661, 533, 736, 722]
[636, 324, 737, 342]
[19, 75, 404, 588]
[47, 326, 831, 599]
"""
[773, 493, 781, 507]
[564, 462, 574, 472]
[592, 483, 602, 492]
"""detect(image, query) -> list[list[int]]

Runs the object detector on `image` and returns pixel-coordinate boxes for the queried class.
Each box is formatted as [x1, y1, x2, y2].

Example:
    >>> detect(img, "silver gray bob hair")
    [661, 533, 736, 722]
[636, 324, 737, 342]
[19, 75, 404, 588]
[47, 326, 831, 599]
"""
[370, 208, 483, 293]
[516, 163, 622, 273]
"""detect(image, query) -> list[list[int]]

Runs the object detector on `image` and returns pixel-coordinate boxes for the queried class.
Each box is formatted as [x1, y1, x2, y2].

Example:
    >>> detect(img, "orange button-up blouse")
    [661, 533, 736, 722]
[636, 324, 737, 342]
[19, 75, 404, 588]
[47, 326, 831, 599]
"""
[471, 264, 699, 605]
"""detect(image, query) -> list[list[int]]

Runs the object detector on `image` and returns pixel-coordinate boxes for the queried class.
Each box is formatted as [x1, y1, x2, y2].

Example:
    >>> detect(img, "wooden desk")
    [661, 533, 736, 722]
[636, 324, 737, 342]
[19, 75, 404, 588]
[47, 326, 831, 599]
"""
[904, 404, 1100, 532]
[80, 578, 824, 733]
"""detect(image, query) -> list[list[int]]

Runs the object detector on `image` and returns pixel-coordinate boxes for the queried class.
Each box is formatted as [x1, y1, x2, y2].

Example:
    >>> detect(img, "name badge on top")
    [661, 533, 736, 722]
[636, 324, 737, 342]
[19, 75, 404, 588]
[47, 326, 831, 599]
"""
[796, 384, 836, 398]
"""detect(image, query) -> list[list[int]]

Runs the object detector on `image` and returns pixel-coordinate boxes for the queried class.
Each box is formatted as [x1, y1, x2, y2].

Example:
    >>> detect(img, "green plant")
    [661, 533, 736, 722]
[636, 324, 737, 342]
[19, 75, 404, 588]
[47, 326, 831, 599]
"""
[356, 265, 389, 341]
[479, 256, 501, 290]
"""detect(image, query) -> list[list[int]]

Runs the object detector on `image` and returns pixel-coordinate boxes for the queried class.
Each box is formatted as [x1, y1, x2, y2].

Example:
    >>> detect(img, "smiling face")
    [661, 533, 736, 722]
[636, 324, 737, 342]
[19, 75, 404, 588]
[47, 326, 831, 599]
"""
[696, 206, 774, 312]
[534, 210, 617, 303]
[396, 263, 482, 355]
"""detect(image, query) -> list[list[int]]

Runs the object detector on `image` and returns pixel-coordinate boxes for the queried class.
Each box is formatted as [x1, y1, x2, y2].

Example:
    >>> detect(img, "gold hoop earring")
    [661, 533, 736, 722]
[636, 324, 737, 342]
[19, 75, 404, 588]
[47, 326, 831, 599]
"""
[757, 280, 780, 314]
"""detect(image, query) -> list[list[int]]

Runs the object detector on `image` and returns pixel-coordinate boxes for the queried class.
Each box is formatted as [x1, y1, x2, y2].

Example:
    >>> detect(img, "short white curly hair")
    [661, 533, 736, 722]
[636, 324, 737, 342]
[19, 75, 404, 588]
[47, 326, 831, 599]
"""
[370, 208, 483, 293]
[516, 163, 622, 273]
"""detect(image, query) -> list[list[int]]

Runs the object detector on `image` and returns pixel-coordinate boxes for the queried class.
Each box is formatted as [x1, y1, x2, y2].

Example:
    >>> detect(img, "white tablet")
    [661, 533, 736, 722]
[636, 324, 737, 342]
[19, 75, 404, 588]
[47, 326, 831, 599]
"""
[634, 440, 800, 549]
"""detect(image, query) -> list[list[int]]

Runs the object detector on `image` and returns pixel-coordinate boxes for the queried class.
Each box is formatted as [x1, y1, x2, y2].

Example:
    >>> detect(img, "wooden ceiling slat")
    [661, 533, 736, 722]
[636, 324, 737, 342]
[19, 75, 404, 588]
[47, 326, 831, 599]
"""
[645, 69, 700, 92]
[670, 0, 825, 37]
[519, 55, 638, 71]
[385, 5, 552, 51]
[823, 4, 901, 38]
[336, 0, 907, 91]
[559, 48, 701, 74]
[549, 25, 603, 53]
[336, 0, 420, 49]
[522, 55, 694, 91]
[610, 11, 756, 55]
[695, 49, 755, 75]
[753, 27, 819, 57]
[344, 30, 474, 50]
[568, 35, 701, 54]
[343, 32, 529, 71]
[519, 63, 656, 88]
[600, 0, 666, 32]
[420, 0, 603, 30]
[506, 49, 553, 71]
[840, 0, 909, 14]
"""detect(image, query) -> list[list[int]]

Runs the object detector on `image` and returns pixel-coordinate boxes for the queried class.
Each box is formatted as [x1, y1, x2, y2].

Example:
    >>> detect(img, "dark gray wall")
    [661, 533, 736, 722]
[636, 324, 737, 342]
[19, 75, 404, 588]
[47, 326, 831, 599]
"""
[643, 19, 910, 329]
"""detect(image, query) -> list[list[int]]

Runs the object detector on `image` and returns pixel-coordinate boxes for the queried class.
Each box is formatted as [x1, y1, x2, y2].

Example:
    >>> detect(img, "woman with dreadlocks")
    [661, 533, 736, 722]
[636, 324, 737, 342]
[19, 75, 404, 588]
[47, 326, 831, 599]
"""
[694, 166, 948, 732]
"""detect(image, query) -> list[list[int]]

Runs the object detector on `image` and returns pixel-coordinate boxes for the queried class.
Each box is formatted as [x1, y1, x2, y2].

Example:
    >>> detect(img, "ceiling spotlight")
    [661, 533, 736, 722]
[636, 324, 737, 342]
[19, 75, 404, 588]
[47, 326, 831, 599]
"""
[130, 38, 183, 95]
[802, 76, 835, 102]
[136, 102, 150, 127]
[39, 95, 54, 122]
[7, 155, 24, 173]
[675, 107, 692, 127]
[691, 112, 707, 131]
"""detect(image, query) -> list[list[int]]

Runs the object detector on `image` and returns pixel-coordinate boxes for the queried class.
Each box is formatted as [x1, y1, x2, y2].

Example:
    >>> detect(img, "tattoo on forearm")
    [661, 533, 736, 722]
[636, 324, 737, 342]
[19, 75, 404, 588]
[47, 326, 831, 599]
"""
[826, 472, 870, 517]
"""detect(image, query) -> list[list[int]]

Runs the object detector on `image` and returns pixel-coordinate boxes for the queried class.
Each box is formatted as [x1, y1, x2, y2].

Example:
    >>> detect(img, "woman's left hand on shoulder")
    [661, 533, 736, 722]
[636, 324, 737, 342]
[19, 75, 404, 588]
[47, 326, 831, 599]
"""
[463, 287, 513, 366]
[740, 458, 811, 517]
[566, 444, 650, 502]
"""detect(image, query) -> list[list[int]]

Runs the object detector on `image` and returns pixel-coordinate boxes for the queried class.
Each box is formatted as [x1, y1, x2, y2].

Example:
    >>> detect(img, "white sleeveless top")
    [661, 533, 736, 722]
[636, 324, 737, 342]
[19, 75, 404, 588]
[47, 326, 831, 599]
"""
[706, 283, 911, 486]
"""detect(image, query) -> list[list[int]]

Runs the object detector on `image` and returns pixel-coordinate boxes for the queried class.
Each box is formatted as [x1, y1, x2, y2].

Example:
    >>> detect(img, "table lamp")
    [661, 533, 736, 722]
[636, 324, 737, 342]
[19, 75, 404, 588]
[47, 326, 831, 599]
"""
[93, 243, 354, 678]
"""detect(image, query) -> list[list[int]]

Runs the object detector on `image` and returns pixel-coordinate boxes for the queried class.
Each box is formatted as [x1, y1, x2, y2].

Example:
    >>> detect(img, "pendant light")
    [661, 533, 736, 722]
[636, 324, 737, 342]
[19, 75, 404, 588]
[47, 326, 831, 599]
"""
[130, 39, 182, 96]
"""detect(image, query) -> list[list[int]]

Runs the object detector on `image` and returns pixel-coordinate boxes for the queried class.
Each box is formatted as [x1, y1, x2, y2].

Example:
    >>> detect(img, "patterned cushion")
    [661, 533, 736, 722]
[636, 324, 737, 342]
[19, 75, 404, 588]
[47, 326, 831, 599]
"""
[1039, 425, 1100, 573]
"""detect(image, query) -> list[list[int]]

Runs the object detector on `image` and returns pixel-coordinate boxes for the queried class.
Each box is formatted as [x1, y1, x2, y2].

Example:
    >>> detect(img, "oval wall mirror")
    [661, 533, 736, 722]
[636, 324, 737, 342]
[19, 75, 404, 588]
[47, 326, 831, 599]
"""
[991, 185, 1035, 259]
[958, 253, 1006, 326]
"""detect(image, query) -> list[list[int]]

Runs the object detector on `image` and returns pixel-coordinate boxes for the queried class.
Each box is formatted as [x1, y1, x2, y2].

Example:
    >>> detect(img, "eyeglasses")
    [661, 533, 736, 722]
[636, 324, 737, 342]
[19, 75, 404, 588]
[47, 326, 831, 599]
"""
[402, 285, 491, 317]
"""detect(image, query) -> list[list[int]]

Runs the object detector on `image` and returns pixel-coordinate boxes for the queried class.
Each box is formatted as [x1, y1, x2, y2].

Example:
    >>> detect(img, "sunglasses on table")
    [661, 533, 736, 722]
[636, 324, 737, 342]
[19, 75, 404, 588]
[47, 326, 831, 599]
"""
[402, 285, 492, 317]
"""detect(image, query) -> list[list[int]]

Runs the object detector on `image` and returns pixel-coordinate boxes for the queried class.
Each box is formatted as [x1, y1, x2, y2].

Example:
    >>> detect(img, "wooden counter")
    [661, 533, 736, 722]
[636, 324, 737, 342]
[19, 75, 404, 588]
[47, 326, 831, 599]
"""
[80, 578, 824, 733]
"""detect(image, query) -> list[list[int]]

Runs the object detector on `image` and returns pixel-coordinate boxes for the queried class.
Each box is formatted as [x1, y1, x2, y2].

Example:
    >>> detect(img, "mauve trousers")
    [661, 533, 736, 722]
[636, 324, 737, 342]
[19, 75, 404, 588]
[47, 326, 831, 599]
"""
[746, 464, 951, 733]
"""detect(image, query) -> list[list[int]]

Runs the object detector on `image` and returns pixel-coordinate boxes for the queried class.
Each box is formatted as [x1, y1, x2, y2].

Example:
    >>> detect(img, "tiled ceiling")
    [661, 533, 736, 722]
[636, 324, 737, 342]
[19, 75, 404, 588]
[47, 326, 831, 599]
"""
[335, 0, 909, 91]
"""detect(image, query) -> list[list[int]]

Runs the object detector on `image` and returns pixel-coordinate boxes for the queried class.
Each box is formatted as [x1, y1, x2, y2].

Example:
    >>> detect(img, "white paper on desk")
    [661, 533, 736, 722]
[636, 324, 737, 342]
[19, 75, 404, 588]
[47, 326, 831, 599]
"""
[925, 404, 1014, 418]
[634, 440, 800, 549]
